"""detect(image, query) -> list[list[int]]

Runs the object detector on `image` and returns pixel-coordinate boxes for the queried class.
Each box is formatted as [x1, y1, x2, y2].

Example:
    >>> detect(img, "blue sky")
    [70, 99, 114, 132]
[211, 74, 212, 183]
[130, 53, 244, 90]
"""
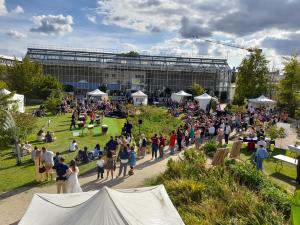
[1, 0, 300, 68]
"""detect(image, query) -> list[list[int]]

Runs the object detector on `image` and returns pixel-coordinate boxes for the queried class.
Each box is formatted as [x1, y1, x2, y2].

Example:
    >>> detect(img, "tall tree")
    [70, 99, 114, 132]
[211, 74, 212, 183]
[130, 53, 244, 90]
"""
[276, 56, 300, 117]
[233, 49, 269, 105]
[6, 57, 43, 95]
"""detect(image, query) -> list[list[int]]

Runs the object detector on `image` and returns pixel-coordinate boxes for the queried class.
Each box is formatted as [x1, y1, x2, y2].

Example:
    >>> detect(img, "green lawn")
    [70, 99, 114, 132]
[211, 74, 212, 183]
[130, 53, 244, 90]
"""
[0, 113, 125, 193]
[239, 144, 298, 192]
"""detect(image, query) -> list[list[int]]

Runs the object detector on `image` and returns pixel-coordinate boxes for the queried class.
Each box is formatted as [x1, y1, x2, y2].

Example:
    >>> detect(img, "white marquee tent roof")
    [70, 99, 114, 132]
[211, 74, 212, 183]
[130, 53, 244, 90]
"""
[19, 185, 184, 225]
[249, 95, 276, 104]
[0, 89, 25, 113]
[173, 90, 192, 97]
[86, 89, 108, 97]
[131, 90, 148, 97]
[194, 93, 216, 100]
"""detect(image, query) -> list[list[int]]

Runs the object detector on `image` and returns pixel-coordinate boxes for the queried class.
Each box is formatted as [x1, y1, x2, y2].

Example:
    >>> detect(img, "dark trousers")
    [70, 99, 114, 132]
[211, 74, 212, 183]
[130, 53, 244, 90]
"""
[177, 138, 182, 151]
[70, 122, 76, 130]
[152, 144, 158, 158]
[185, 137, 189, 147]
[224, 134, 229, 144]
[97, 166, 104, 179]
[118, 162, 128, 177]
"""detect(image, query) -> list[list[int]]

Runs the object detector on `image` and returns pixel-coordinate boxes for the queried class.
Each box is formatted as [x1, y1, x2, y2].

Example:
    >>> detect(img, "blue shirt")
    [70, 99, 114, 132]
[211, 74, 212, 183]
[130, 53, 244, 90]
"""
[55, 163, 69, 180]
[255, 148, 268, 159]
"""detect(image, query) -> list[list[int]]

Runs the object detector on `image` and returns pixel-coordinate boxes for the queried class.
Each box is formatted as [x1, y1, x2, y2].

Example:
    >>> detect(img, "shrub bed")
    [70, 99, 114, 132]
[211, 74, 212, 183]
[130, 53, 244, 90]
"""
[148, 149, 291, 225]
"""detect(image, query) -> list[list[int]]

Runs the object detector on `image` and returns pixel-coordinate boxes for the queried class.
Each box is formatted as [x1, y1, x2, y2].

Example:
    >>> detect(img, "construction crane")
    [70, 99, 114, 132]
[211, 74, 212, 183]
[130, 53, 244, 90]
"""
[194, 37, 262, 53]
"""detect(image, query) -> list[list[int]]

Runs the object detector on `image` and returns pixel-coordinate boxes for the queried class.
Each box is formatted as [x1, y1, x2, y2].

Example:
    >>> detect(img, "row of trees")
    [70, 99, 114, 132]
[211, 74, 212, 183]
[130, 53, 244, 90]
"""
[233, 49, 300, 118]
[0, 58, 63, 100]
[0, 58, 62, 162]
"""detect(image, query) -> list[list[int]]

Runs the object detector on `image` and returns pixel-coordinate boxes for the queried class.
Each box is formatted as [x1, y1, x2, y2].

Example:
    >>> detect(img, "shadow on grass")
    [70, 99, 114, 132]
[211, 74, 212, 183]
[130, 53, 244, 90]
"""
[269, 172, 299, 188]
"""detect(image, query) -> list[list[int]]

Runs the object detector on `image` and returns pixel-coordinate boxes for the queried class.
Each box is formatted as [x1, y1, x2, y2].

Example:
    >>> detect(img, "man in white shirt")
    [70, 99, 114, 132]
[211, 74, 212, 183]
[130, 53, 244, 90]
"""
[42, 147, 54, 181]
[224, 123, 231, 144]
[69, 140, 78, 152]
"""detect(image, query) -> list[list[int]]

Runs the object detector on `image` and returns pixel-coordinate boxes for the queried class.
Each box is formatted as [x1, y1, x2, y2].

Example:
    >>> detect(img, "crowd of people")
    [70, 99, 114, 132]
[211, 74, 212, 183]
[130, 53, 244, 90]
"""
[26, 94, 300, 194]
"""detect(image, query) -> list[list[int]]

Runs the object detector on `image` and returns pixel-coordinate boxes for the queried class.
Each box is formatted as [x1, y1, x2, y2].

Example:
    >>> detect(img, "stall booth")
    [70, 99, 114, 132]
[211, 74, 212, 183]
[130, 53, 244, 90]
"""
[131, 90, 148, 106]
[248, 95, 276, 108]
[0, 89, 25, 113]
[194, 93, 217, 110]
[86, 89, 108, 101]
[171, 90, 192, 103]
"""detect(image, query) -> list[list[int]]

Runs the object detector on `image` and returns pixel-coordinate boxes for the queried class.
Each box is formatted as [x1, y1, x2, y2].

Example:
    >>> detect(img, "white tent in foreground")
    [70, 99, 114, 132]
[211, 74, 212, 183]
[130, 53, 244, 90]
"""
[19, 185, 184, 225]
[194, 93, 217, 110]
[131, 90, 148, 106]
[86, 89, 108, 100]
[171, 90, 192, 103]
[0, 89, 25, 113]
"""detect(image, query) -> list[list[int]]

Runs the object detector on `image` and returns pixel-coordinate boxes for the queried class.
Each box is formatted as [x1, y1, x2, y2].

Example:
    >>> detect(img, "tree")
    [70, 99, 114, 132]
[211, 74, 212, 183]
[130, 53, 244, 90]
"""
[121, 51, 140, 57]
[99, 85, 107, 93]
[31, 75, 63, 99]
[233, 49, 269, 105]
[6, 57, 43, 95]
[45, 90, 65, 114]
[276, 56, 300, 117]
[0, 80, 8, 89]
[191, 83, 206, 96]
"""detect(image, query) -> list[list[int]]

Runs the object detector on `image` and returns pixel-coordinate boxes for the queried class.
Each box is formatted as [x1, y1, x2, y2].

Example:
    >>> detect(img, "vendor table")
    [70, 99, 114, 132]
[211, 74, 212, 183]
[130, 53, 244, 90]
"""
[239, 137, 275, 151]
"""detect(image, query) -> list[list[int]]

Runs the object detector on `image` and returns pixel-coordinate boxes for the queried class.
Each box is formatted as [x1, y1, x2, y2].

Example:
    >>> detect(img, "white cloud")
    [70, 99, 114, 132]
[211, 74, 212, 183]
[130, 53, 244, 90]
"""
[11, 5, 24, 14]
[87, 15, 97, 23]
[5, 30, 26, 39]
[0, 0, 7, 15]
[30, 14, 73, 35]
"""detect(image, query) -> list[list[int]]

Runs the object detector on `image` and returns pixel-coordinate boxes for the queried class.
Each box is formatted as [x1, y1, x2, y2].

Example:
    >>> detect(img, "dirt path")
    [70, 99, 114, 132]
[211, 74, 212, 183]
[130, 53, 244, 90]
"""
[0, 150, 184, 225]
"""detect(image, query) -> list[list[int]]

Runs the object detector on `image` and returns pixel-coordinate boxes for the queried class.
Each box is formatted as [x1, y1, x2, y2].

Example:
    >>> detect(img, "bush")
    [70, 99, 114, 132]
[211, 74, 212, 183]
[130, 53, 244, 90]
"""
[149, 149, 291, 225]
[202, 139, 218, 157]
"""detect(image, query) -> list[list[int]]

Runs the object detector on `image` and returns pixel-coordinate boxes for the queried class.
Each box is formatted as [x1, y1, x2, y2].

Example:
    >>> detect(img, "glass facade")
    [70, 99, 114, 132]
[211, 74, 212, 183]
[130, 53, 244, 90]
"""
[26, 47, 232, 99]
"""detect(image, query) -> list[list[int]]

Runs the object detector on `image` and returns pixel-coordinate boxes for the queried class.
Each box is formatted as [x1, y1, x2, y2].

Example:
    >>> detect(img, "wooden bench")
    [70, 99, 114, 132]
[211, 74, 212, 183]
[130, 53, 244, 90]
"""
[273, 154, 298, 172]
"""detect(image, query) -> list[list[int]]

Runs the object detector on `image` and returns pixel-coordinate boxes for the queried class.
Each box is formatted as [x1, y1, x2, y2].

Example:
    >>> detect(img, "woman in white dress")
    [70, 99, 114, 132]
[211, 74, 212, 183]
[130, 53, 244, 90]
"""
[67, 160, 82, 193]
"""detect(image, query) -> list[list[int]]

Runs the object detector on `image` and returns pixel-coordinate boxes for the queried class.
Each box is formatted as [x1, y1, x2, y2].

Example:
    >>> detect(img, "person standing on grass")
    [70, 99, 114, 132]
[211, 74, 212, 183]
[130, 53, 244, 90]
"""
[117, 148, 129, 177]
[159, 134, 166, 158]
[70, 112, 76, 130]
[224, 123, 231, 145]
[169, 131, 176, 155]
[90, 111, 95, 125]
[96, 155, 105, 179]
[255, 142, 268, 171]
[151, 134, 159, 159]
[41, 147, 54, 181]
[55, 157, 69, 194]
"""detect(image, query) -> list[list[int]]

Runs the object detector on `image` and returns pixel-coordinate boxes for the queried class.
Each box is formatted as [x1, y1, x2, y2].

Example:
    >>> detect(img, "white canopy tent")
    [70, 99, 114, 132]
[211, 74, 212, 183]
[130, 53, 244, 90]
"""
[194, 93, 217, 110]
[0, 89, 25, 113]
[131, 90, 148, 106]
[171, 90, 192, 103]
[19, 185, 184, 225]
[248, 95, 276, 108]
[86, 89, 108, 100]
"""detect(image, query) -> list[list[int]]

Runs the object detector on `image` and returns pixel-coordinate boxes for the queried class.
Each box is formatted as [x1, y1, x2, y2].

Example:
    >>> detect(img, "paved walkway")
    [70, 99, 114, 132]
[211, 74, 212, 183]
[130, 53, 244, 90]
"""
[0, 150, 183, 225]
